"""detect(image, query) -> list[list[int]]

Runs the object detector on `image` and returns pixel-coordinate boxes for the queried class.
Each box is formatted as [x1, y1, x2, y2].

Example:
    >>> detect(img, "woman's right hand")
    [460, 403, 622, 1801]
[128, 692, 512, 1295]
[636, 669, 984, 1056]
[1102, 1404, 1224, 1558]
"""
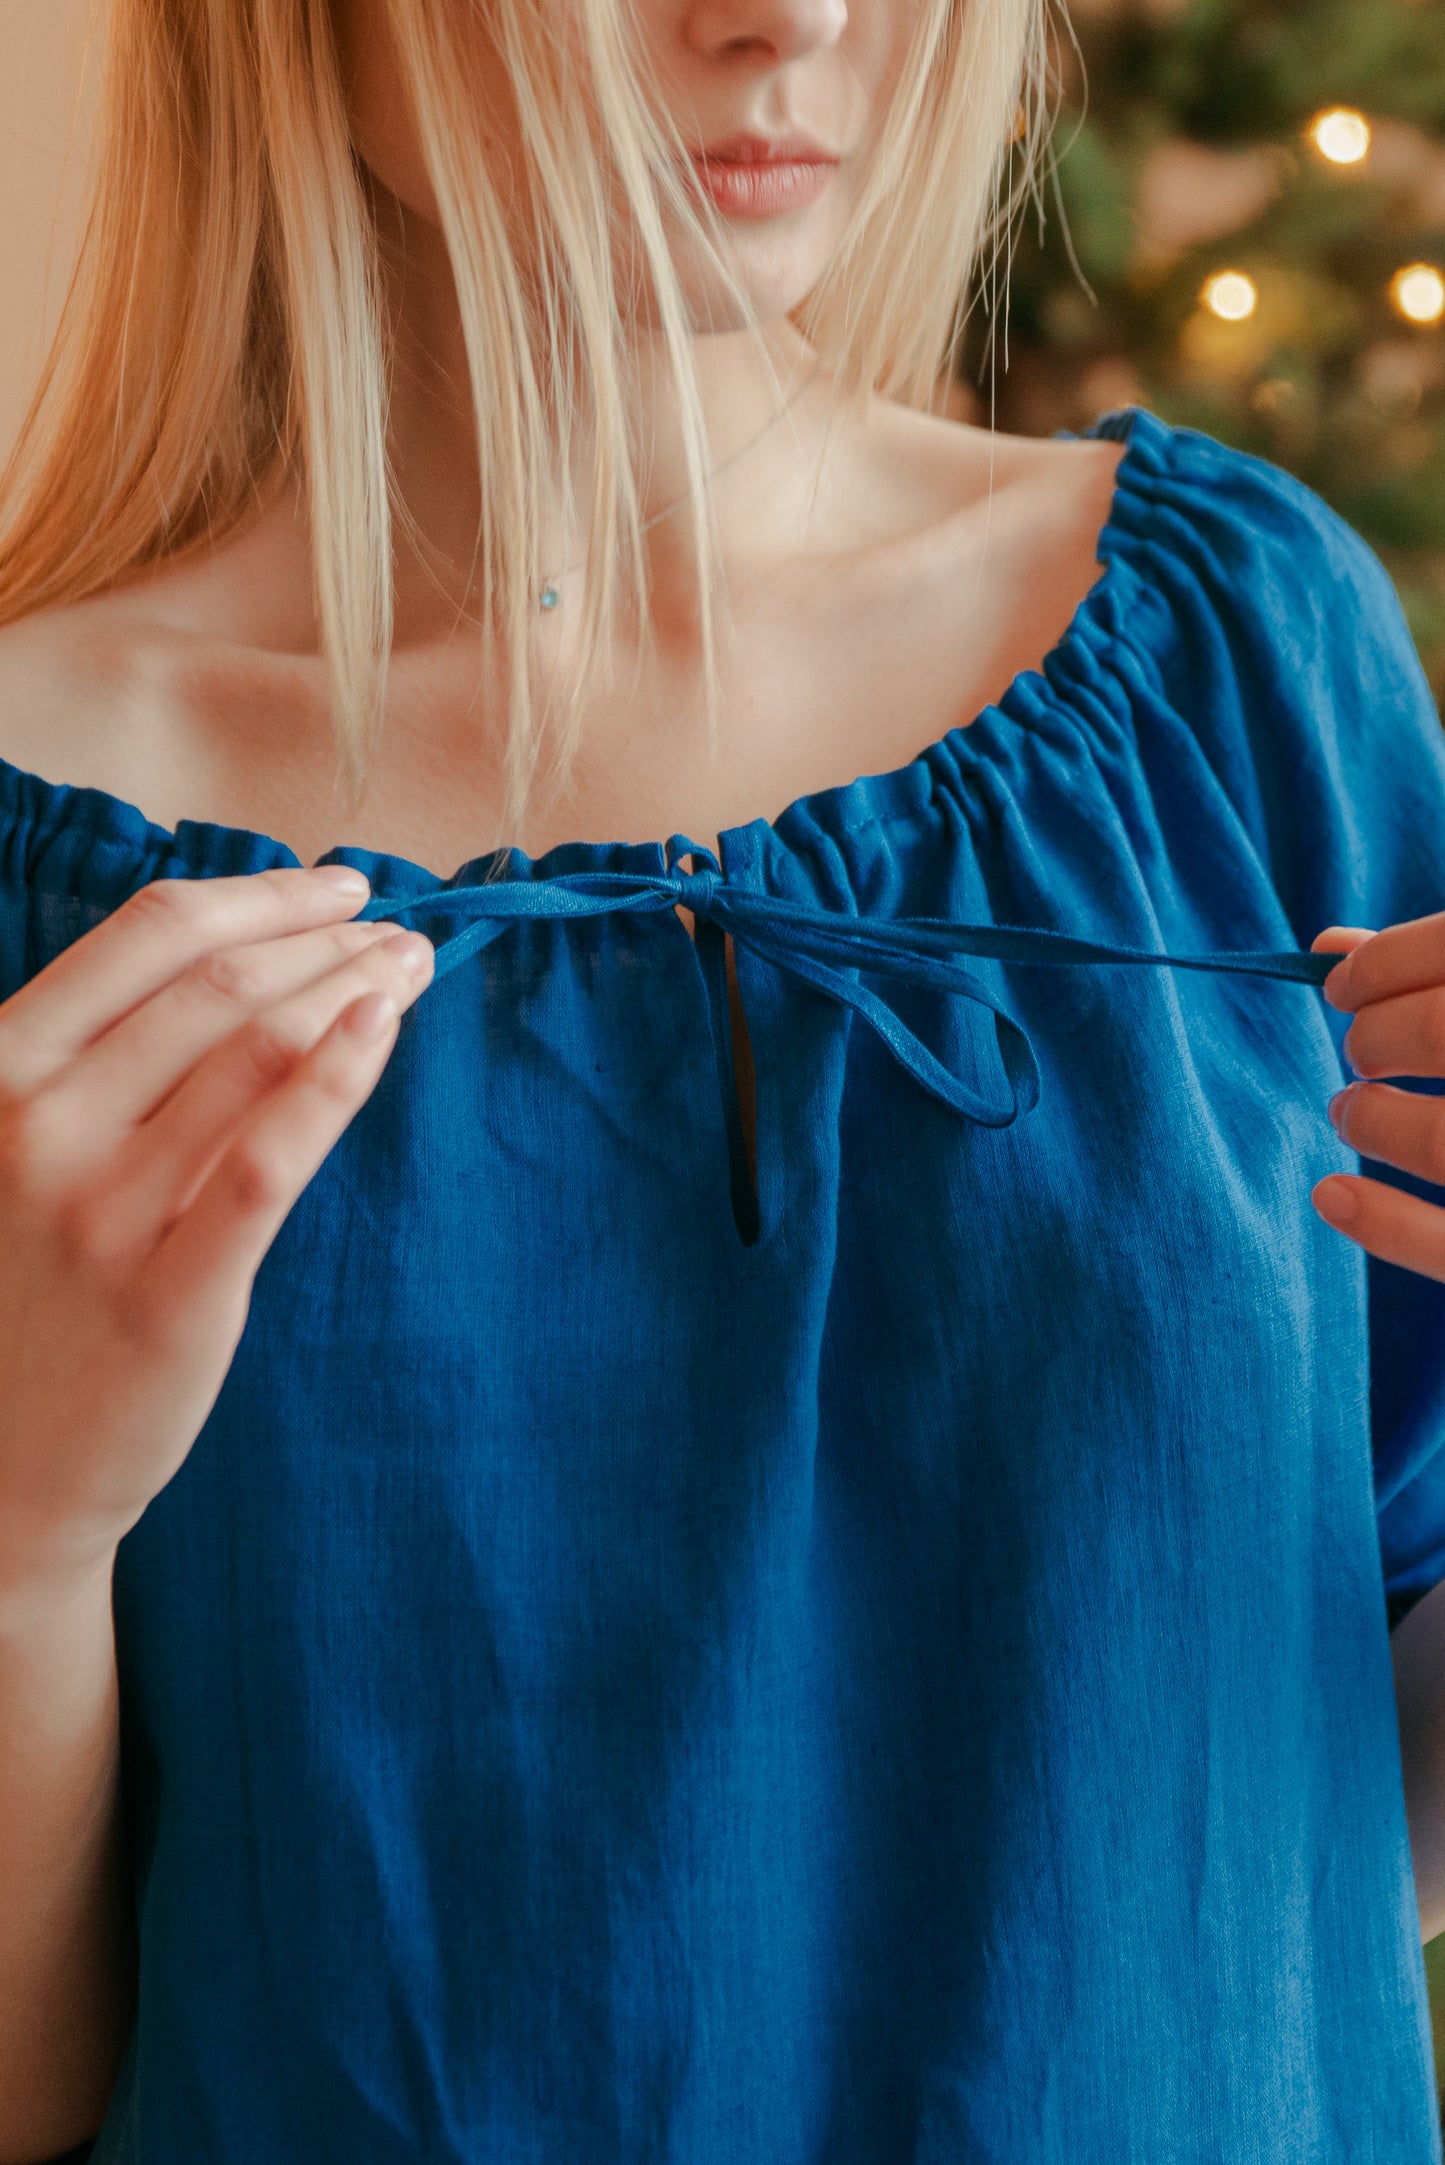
[0, 865, 435, 1590]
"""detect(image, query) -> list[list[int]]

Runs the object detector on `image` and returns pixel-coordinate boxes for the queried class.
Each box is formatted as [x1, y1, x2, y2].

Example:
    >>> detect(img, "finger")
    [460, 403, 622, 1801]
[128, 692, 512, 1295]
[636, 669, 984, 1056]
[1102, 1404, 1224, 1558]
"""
[0, 867, 374, 1098]
[25, 915, 419, 1176]
[1312, 911, 1445, 1015]
[1310, 926, 1378, 1011]
[1327, 1078, 1445, 1189]
[1313, 1172, 1445, 1286]
[1337, 981, 1445, 1084]
[79, 935, 434, 1255]
[136, 990, 404, 1347]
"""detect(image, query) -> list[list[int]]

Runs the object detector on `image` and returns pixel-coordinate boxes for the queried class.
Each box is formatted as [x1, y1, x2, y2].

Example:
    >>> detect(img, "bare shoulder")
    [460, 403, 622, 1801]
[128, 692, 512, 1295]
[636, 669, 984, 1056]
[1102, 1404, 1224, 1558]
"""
[0, 493, 323, 823]
[0, 594, 151, 794]
[840, 397, 1129, 678]
[848, 395, 1128, 596]
[881, 397, 1126, 529]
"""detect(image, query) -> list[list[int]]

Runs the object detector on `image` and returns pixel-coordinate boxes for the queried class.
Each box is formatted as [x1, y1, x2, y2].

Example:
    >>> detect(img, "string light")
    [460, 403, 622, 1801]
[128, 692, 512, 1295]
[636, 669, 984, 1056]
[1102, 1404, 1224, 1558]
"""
[1309, 107, 1372, 165]
[1390, 263, 1445, 326]
[1201, 271, 1259, 323]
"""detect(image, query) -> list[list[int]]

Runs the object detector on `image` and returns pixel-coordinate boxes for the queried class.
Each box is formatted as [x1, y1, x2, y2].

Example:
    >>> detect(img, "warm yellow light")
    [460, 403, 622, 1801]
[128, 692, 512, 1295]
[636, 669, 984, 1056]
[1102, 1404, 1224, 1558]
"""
[1201, 271, 1259, 323]
[1309, 108, 1372, 165]
[1391, 263, 1445, 326]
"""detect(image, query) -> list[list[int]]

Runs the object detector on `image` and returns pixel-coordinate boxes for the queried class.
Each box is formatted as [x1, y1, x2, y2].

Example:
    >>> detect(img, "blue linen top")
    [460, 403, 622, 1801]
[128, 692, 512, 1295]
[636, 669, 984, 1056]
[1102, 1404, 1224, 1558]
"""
[12, 403, 1445, 2163]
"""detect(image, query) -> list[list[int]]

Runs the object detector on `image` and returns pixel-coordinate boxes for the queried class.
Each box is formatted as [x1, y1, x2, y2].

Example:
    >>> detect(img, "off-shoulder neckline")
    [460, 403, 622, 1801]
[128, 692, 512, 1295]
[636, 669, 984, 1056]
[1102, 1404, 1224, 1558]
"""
[0, 405, 1161, 900]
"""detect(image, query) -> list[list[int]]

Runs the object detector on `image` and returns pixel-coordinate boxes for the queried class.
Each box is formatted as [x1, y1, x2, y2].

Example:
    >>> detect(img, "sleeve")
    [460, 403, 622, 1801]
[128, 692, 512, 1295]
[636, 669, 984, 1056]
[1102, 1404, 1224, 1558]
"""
[1134, 417, 1445, 1628]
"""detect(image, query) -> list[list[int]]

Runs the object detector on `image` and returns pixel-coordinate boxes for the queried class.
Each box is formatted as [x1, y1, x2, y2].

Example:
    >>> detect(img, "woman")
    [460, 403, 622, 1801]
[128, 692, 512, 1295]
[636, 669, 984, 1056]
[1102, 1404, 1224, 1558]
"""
[3, 0, 1445, 2156]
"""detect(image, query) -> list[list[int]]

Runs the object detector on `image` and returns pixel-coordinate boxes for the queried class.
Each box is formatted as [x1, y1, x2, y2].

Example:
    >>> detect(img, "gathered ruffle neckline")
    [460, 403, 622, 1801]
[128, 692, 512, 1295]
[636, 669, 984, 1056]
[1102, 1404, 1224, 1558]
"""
[0, 404, 1167, 910]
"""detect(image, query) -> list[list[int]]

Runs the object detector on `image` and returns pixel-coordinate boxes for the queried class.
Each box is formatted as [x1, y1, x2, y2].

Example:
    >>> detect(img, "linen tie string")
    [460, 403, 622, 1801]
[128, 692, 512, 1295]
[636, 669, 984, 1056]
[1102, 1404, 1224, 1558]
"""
[352, 833, 1345, 1235]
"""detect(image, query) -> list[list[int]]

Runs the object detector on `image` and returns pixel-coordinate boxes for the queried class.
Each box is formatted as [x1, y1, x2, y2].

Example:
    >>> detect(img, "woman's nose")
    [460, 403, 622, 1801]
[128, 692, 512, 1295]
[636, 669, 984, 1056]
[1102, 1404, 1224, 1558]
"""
[684, 0, 848, 64]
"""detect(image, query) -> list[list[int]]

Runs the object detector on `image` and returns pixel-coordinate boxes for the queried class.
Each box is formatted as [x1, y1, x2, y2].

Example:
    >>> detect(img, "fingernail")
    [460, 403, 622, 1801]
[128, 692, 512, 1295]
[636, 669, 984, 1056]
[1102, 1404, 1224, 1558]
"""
[1326, 1085, 1356, 1132]
[311, 865, 371, 896]
[1315, 1178, 1359, 1224]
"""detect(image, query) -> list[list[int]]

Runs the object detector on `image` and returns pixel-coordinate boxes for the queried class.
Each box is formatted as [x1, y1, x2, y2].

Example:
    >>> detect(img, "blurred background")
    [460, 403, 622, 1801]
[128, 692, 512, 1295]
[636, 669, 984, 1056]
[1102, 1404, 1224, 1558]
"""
[4, 0, 1445, 2123]
[0, 1, 92, 458]
[954, 0, 1445, 704]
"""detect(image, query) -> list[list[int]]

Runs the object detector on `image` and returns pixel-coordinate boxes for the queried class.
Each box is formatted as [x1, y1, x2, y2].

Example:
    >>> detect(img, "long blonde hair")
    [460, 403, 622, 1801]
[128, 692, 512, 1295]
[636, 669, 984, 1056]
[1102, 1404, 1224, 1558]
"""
[0, 0, 1062, 854]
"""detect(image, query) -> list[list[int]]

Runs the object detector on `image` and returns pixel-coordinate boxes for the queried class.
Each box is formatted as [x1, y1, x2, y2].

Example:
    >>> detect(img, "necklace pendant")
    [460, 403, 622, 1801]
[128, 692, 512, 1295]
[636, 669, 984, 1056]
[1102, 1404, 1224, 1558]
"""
[539, 580, 561, 611]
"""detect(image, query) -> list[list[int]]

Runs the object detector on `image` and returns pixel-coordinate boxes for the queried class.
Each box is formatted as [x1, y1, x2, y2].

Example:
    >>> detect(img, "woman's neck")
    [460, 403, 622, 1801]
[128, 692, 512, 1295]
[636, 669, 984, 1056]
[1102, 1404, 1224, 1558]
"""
[369, 187, 849, 638]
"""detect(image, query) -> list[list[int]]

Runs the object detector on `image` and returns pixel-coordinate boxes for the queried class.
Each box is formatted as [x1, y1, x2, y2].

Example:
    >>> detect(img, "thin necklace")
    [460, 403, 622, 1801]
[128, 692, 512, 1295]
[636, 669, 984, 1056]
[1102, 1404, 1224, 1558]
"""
[538, 360, 825, 611]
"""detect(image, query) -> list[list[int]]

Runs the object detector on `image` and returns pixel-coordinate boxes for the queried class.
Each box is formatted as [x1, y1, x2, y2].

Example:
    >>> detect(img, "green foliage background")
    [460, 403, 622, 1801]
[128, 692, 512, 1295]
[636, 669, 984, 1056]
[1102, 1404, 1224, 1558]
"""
[957, 0, 1445, 698]
[1430, 1936, 1445, 2103]
[953, 0, 1445, 2105]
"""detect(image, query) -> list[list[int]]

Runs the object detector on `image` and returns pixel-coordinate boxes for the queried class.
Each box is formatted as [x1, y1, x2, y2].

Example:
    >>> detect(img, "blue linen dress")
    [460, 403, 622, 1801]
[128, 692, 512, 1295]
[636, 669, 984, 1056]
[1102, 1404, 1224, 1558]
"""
[11, 403, 1445, 2162]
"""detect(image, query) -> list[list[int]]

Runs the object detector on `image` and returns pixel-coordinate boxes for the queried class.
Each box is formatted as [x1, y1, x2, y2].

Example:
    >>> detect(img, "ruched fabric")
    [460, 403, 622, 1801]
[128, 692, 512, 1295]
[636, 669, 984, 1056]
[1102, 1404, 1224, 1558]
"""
[6, 404, 1445, 2161]
[356, 842, 1337, 1243]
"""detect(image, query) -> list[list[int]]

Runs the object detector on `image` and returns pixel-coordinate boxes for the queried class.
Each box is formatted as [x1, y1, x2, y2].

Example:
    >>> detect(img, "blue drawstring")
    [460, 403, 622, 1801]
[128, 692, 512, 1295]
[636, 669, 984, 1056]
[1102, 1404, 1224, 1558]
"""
[353, 833, 1345, 1240]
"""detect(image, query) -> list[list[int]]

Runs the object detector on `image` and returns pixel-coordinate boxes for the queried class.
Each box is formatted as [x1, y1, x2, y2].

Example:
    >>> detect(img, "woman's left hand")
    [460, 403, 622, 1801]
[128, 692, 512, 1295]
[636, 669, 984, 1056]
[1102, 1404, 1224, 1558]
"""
[1310, 915, 1445, 1283]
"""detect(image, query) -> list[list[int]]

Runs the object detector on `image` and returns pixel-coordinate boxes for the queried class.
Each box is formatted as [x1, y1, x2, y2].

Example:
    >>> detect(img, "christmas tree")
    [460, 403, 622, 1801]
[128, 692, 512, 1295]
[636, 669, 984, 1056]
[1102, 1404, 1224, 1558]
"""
[959, 0, 1445, 701]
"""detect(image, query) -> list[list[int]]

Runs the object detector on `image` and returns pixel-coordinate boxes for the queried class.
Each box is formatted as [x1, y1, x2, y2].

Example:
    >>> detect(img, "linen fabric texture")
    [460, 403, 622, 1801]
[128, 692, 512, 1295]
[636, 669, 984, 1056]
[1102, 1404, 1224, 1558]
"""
[10, 406, 1445, 2161]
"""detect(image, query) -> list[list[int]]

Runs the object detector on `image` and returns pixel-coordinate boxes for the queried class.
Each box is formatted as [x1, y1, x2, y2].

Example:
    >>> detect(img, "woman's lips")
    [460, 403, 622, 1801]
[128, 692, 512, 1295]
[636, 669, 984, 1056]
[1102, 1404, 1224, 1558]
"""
[689, 156, 838, 220]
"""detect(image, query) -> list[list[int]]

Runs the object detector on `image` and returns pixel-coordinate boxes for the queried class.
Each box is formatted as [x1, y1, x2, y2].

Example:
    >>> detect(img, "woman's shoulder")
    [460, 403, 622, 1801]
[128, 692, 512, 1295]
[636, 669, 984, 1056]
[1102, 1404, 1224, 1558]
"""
[865, 396, 1390, 665]
[866, 393, 1127, 542]
[0, 534, 326, 848]
[1072, 401, 1392, 602]
[0, 594, 139, 791]
[0, 471, 322, 802]
[0, 592, 219, 842]
[956, 400, 1421, 703]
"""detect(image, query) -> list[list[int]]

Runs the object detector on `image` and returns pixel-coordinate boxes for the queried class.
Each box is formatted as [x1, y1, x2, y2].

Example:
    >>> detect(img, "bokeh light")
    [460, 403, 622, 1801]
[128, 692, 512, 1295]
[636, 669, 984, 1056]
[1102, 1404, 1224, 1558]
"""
[1201, 271, 1259, 323]
[1390, 263, 1445, 326]
[1309, 108, 1372, 166]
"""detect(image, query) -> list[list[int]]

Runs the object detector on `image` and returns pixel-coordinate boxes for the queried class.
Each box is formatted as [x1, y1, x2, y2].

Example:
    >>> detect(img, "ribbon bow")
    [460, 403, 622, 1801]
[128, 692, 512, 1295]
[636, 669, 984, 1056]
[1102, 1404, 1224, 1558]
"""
[353, 833, 1343, 1243]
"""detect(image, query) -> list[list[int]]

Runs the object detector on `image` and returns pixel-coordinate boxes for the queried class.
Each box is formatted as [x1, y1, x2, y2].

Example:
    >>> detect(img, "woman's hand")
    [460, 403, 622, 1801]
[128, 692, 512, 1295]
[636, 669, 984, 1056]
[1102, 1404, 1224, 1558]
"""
[0, 866, 435, 1592]
[1310, 914, 1445, 1282]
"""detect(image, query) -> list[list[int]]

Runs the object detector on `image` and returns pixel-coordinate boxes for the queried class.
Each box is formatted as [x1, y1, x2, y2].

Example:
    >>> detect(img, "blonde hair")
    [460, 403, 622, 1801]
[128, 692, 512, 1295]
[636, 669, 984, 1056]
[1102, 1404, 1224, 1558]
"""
[0, 0, 1062, 856]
